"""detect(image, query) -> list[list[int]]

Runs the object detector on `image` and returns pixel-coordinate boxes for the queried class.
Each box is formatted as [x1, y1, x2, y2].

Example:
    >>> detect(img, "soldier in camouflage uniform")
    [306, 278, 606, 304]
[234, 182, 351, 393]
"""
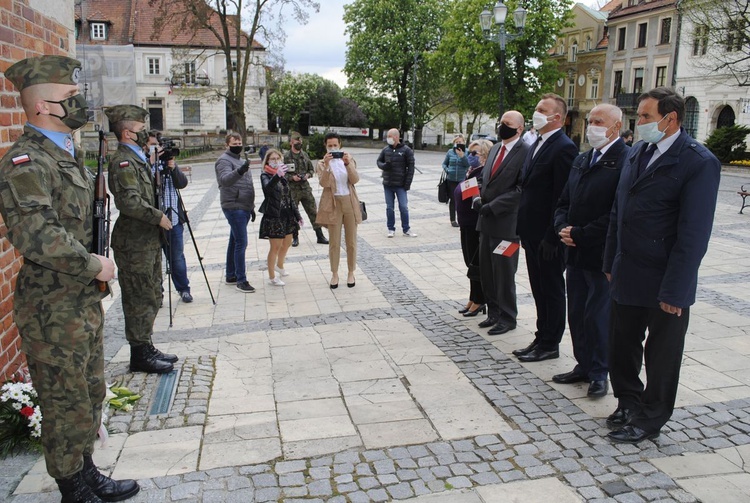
[106, 105, 178, 375]
[0, 56, 139, 503]
[284, 132, 328, 246]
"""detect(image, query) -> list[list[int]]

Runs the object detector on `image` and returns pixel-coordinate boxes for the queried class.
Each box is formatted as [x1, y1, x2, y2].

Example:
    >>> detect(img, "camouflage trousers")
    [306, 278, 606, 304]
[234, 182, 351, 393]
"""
[16, 301, 105, 479]
[289, 182, 321, 231]
[114, 248, 161, 345]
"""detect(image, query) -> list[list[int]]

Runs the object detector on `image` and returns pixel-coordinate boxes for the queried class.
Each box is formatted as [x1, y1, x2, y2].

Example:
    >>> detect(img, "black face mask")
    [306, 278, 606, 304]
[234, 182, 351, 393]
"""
[498, 123, 518, 140]
[229, 146, 243, 155]
[42, 94, 89, 130]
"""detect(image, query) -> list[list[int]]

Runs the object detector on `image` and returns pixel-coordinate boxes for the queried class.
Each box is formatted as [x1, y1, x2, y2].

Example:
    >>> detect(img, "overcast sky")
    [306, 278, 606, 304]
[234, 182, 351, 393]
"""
[281, 0, 349, 88]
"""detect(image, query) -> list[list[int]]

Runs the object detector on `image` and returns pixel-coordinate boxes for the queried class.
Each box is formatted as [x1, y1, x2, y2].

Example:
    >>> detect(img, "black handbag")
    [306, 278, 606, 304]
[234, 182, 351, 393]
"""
[438, 171, 449, 203]
[359, 201, 367, 221]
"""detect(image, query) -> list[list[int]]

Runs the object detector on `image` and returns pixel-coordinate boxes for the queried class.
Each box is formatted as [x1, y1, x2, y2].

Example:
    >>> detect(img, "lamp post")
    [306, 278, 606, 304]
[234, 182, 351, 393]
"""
[480, 2, 527, 118]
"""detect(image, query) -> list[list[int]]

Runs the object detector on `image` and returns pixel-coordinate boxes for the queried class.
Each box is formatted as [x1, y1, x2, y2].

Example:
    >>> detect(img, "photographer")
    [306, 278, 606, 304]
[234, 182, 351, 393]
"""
[283, 131, 328, 246]
[147, 131, 192, 303]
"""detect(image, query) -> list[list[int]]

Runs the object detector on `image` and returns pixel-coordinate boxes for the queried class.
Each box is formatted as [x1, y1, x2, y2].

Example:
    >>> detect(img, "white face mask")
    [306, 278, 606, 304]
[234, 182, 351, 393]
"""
[386, 137, 395, 146]
[586, 125, 613, 149]
[636, 115, 668, 144]
[532, 111, 551, 131]
[269, 160, 280, 168]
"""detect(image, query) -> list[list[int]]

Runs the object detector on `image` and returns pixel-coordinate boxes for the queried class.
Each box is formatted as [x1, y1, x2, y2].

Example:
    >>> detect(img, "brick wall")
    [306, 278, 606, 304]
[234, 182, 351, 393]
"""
[0, 0, 75, 380]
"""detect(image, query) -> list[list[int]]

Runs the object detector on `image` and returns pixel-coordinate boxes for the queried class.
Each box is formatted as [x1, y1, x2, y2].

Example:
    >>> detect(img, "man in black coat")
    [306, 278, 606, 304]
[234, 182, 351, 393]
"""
[553, 104, 628, 398]
[377, 129, 417, 237]
[514, 93, 578, 362]
[474, 111, 529, 335]
[603, 87, 721, 444]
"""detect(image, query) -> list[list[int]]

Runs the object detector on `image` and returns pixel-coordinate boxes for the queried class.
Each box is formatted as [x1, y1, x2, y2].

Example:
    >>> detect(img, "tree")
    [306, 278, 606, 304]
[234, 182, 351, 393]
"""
[343, 0, 449, 139]
[681, 0, 750, 87]
[343, 83, 400, 139]
[705, 124, 750, 162]
[433, 0, 572, 122]
[149, 0, 320, 140]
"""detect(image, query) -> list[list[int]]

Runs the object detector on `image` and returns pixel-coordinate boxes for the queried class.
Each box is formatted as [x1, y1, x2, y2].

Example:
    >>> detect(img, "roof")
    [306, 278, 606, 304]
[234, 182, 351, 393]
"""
[75, 0, 133, 44]
[578, 3, 608, 21]
[599, 0, 620, 13]
[607, 0, 677, 21]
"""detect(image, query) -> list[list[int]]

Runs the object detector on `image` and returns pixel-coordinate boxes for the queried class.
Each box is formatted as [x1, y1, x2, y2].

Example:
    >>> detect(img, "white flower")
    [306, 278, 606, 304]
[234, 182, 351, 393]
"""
[11, 402, 21, 411]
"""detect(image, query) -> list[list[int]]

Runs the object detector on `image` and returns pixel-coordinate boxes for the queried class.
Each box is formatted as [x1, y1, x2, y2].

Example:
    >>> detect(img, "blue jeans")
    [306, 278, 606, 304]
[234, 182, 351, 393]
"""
[384, 186, 410, 232]
[223, 209, 251, 283]
[162, 223, 190, 293]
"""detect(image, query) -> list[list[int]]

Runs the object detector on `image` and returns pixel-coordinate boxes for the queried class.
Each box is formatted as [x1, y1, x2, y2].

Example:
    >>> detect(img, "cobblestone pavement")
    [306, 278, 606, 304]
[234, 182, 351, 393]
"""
[3, 148, 750, 502]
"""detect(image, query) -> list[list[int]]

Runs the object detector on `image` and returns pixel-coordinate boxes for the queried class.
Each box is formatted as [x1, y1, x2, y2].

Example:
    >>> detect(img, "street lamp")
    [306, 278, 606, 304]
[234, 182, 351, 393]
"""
[480, 1, 527, 117]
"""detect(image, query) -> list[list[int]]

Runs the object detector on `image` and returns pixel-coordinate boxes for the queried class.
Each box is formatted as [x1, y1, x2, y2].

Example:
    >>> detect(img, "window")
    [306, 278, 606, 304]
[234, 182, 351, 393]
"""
[637, 23, 647, 48]
[75, 21, 81, 39]
[660, 18, 672, 44]
[685, 97, 699, 138]
[231, 60, 238, 72]
[183, 100, 201, 124]
[618, 27, 626, 51]
[590, 77, 599, 99]
[446, 121, 455, 134]
[585, 36, 592, 51]
[147, 58, 161, 75]
[726, 20, 745, 52]
[633, 68, 644, 94]
[91, 22, 106, 40]
[557, 40, 565, 55]
[569, 41, 578, 62]
[613, 70, 623, 96]
[184, 62, 196, 84]
[567, 78, 575, 108]
[693, 25, 708, 56]
[655, 66, 667, 87]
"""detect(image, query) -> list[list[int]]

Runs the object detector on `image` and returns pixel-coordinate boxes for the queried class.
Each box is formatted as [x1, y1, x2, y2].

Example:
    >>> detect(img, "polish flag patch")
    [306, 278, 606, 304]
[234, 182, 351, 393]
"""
[11, 154, 30, 165]
[119, 161, 129, 168]
[493, 240, 520, 257]
[460, 177, 480, 200]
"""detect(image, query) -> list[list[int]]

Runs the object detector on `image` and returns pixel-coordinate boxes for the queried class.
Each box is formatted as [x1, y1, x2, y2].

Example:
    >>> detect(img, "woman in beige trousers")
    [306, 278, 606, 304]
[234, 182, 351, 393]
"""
[315, 132, 362, 289]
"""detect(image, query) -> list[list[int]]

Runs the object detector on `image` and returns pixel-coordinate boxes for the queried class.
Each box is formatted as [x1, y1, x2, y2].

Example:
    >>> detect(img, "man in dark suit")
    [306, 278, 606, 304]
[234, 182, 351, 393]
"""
[514, 93, 578, 362]
[474, 111, 529, 335]
[553, 104, 628, 398]
[603, 87, 720, 444]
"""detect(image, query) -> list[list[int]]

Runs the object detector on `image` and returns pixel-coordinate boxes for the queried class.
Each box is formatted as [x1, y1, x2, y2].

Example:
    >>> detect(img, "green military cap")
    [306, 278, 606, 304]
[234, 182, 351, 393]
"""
[104, 105, 149, 124]
[290, 131, 302, 140]
[4, 55, 82, 91]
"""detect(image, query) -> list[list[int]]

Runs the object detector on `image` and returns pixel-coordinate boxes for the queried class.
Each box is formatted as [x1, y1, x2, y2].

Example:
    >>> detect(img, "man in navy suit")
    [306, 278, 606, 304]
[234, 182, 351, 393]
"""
[553, 104, 629, 398]
[514, 93, 578, 362]
[474, 111, 529, 335]
[603, 87, 721, 444]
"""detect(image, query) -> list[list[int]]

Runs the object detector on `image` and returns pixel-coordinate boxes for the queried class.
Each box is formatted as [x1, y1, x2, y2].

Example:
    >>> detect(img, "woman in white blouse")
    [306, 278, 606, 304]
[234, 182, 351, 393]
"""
[315, 133, 362, 289]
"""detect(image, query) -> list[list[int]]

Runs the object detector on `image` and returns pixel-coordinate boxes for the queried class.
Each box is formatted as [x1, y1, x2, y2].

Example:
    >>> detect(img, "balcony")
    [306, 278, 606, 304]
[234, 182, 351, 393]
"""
[616, 92, 640, 110]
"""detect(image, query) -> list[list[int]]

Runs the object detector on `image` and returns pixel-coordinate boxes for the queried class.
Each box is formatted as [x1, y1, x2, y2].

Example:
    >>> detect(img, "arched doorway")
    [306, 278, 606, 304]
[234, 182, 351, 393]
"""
[716, 105, 736, 129]
[685, 97, 699, 138]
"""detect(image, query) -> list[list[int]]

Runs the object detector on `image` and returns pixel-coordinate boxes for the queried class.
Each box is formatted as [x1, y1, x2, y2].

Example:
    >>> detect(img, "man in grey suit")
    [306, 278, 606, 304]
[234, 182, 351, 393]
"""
[473, 111, 530, 335]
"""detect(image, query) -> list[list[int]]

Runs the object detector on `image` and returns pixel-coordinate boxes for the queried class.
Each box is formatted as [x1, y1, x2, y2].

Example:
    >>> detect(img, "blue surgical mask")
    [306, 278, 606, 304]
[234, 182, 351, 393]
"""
[636, 115, 669, 144]
[467, 153, 481, 168]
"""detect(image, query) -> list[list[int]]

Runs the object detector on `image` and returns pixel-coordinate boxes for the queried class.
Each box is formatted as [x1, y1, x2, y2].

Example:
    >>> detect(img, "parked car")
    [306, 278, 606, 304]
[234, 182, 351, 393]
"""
[469, 133, 498, 144]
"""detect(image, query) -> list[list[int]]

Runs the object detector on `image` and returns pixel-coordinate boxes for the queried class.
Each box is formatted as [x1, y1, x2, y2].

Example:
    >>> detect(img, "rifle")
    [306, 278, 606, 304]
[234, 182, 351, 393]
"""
[92, 130, 110, 292]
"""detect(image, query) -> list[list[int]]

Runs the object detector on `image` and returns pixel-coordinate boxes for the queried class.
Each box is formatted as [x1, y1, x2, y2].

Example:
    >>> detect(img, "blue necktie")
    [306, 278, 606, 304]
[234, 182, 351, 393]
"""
[591, 149, 601, 166]
[637, 144, 657, 177]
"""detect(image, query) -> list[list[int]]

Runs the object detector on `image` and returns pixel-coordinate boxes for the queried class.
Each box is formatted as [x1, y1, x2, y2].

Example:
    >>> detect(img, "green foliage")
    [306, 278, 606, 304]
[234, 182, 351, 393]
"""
[705, 124, 750, 162]
[306, 131, 328, 160]
[343, 83, 400, 134]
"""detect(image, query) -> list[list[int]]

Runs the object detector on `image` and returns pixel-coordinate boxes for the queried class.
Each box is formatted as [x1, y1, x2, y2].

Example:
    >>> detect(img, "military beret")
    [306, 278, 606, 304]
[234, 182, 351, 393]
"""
[290, 131, 302, 140]
[4, 55, 82, 91]
[104, 105, 149, 124]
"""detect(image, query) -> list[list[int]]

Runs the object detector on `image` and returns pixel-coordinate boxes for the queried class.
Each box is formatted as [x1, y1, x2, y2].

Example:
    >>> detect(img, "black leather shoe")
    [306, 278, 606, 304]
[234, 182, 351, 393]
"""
[130, 345, 173, 374]
[148, 344, 178, 363]
[518, 348, 559, 362]
[478, 317, 498, 328]
[606, 407, 633, 429]
[83, 455, 140, 502]
[56, 471, 104, 503]
[487, 322, 516, 335]
[587, 380, 609, 397]
[552, 370, 589, 384]
[607, 425, 660, 444]
[463, 304, 486, 317]
[316, 228, 329, 244]
[458, 305, 471, 314]
[292, 235, 299, 247]
[512, 340, 539, 357]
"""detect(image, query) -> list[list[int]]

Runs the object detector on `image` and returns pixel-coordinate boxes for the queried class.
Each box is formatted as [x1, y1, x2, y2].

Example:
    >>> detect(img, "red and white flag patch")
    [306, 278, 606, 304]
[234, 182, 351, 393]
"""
[119, 161, 129, 168]
[493, 240, 520, 257]
[11, 154, 30, 165]
[460, 177, 480, 200]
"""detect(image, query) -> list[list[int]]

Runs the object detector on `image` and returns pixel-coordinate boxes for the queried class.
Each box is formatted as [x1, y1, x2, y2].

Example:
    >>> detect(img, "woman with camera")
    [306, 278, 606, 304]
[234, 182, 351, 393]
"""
[442, 134, 470, 227]
[455, 139, 492, 317]
[315, 132, 362, 289]
[259, 149, 302, 286]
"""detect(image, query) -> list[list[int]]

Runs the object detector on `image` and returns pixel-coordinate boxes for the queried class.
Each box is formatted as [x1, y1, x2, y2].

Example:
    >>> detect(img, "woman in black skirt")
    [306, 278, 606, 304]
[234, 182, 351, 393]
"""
[259, 149, 302, 286]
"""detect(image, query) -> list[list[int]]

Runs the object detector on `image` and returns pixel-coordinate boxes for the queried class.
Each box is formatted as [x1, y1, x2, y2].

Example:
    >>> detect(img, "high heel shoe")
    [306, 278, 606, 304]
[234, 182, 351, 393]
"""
[463, 304, 486, 317]
[458, 302, 473, 314]
[330, 275, 339, 289]
[347, 274, 355, 288]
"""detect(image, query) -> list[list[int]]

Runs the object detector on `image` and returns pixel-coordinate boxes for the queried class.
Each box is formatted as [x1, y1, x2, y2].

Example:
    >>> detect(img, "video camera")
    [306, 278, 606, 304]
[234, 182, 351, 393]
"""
[158, 137, 181, 162]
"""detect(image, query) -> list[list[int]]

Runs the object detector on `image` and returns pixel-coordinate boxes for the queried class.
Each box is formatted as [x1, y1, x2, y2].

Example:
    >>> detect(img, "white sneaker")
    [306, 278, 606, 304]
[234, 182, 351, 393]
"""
[387, 230, 395, 238]
[275, 266, 289, 277]
[403, 230, 418, 237]
[268, 277, 285, 286]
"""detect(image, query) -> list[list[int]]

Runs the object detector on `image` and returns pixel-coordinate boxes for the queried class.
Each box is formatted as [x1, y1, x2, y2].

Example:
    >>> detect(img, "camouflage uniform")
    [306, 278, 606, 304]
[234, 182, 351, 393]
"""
[0, 57, 106, 480]
[108, 140, 164, 346]
[283, 148, 321, 231]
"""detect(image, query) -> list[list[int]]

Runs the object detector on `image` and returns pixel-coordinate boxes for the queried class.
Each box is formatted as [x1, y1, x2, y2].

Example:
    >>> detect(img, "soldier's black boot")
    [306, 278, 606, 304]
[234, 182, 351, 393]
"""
[292, 232, 299, 247]
[315, 228, 329, 244]
[147, 343, 178, 363]
[82, 455, 140, 502]
[56, 471, 103, 503]
[130, 344, 173, 374]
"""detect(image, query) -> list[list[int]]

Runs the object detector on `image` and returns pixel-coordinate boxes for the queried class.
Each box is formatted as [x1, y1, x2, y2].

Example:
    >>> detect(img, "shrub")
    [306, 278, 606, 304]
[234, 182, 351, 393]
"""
[305, 131, 328, 161]
[704, 124, 750, 163]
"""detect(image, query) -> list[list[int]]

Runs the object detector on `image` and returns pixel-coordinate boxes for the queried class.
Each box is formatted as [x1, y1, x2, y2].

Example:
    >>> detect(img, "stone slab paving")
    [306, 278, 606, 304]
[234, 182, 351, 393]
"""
[4, 148, 750, 502]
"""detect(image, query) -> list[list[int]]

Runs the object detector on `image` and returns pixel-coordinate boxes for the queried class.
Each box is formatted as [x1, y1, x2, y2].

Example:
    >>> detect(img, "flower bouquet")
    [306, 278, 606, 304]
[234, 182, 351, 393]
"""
[0, 380, 42, 457]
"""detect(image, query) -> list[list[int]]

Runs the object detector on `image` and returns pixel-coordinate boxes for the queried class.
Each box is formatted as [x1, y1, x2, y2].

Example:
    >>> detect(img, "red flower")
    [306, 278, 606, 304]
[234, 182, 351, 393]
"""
[20, 406, 34, 418]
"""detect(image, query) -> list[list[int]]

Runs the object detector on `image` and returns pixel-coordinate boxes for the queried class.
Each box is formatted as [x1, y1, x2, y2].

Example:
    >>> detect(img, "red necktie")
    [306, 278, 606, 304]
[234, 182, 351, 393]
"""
[490, 145, 507, 178]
